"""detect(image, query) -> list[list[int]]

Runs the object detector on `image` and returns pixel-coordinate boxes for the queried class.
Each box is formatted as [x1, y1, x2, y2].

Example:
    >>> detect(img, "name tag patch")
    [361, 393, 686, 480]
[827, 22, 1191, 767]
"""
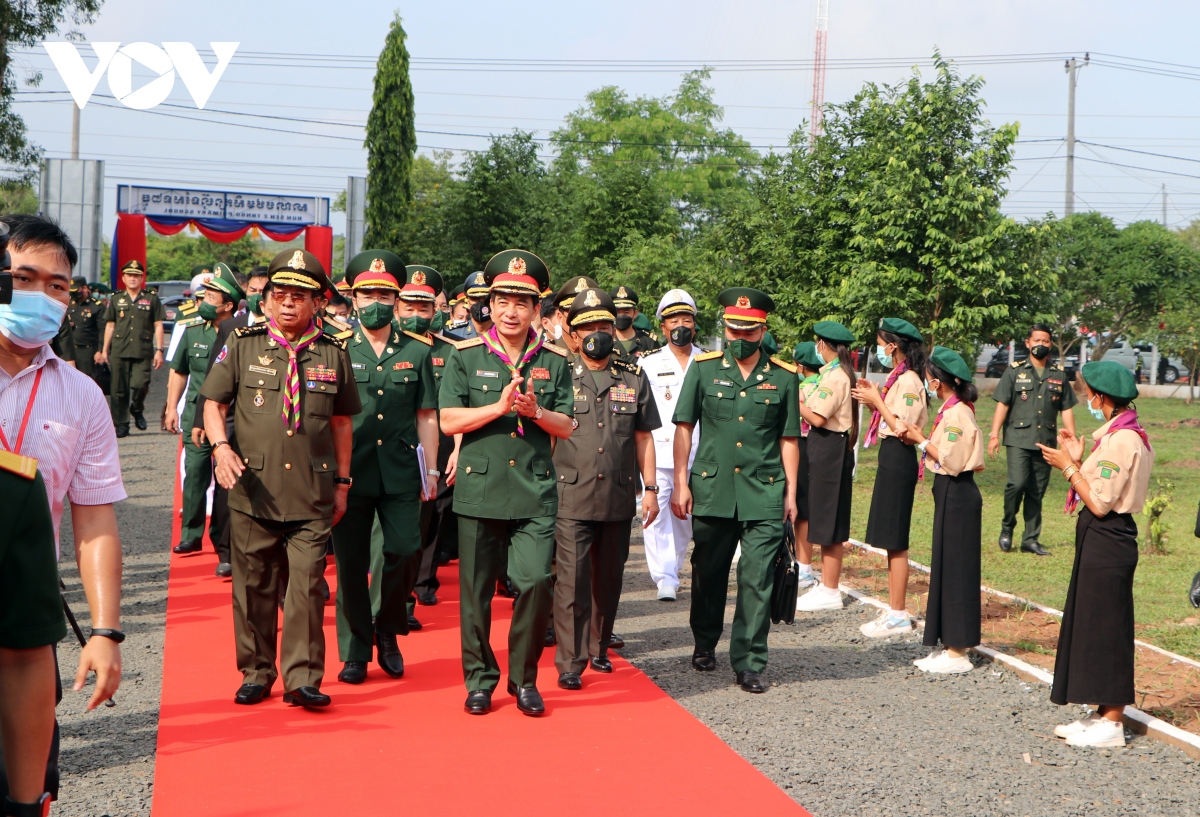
[713, 379, 734, 387]
[248, 365, 277, 376]
[306, 365, 338, 383]
[610, 385, 637, 403]
[475, 370, 499, 378]
[531, 367, 550, 380]
[352, 362, 366, 370]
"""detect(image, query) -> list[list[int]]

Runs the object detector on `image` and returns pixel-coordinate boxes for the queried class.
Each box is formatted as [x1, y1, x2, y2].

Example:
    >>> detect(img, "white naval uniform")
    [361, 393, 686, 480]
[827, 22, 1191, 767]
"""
[640, 344, 700, 591]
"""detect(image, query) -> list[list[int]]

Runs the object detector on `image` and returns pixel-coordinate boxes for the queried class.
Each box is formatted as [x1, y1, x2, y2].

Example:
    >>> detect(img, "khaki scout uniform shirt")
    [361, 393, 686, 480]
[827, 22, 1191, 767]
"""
[928, 401, 984, 477]
[439, 336, 573, 520]
[69, 299, 103, 348]
[346, 326, 437, 497]
[1080, 420, 1154, 516]
[199, 324, 362, 521]
[805, 360, 854, 432]
[879, 369, 929, 439]
[554, 355, 661, 521]
[992, 359, 1078, 450]
[104, 289, 167, 359]
[672, 350, 801, 521]
[168, 318, 217, 432]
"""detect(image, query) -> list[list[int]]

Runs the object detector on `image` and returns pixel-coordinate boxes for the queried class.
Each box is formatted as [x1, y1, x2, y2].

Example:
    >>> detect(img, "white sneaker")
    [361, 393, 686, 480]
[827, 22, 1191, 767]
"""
[796, 571, 819, 590]
[913, 647, 943, 668]
[860, 610, 914, 638]
[656, 585, 678, 601]
[919, 650, 973, 674]
[1065, 718, 1126, 748]
[1054, 711, 1099, 739]
[797, 585, 844, 612]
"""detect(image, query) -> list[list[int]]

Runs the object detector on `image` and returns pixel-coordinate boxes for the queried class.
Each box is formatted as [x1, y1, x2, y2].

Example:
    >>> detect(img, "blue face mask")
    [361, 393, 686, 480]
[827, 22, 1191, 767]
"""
[0, 289, 69, 349]
[924, 378, 938, 400]
[1087, 394, 1106, 421]
[876, 344, 893, 369]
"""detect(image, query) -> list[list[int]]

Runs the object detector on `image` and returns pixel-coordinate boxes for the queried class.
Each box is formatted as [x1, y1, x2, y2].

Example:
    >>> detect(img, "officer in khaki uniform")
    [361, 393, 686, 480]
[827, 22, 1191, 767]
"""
[551, 288, 660, 690]
[670, 288, 801, 694]
[439, 250, 574, 717]
[331, 251, 439, 685]
[68, 276, 103, 378]
[101, 259, 166, 436]
[989, 324, 1078, 555]
[201, 249, 362, 709]
[609, 285, 659, 360]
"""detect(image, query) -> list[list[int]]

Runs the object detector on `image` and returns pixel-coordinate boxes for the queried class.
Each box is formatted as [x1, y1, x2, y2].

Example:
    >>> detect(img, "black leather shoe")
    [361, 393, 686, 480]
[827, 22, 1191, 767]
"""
[998, 529, 1013, 552]
[506, 681, 545, 716]
[1020, 541, 1050, 556]
[496, 578, 520, 599]
[416, 588, 438, 606]
[215, 562, 232, 578]
[234, 683, 268, 705]
[736, 670, 766, 693]
[692, 650, 717, 672]
[338, 661, 367, 685]
[1190, 571, 1200, 608]
[319, 576, 330, 602]
[115, 426, 129, 439]
[375, 633, 405, 678]
[606, 633, 625, 651]
[544, 626, 557, 648]
[131, 409, 147, 431]
[557, 672, 583, 690]
[590, 655, 613, 673]
[282, 686, 330, 708]
[464, 689, 492, 715]
[407, 614, 422, 631]
[173, 541, 202, 554]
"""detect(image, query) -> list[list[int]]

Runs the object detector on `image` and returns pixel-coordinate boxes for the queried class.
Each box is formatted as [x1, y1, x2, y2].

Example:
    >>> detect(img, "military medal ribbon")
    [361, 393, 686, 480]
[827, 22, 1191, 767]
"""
[480, 325, 544, 436]
[1064, 409, 1152, 513]
[862, 360, 908, 448]
[266, 318, 322, 431]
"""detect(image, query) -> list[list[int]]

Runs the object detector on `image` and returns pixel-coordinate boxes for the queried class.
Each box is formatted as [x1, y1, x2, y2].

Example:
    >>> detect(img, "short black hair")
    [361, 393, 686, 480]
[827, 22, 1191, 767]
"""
[1028, 323, 1052, 339]
[0, 214, 78, 269]
[232, 270, 249, 289]
[329, 292, 351, 309]
[248, 265, 270, 282]
[540, 296, 557, 319]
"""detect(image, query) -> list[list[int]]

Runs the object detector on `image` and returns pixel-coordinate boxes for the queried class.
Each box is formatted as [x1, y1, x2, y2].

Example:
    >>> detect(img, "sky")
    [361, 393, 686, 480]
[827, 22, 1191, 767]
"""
[11, 0, 1200, 241]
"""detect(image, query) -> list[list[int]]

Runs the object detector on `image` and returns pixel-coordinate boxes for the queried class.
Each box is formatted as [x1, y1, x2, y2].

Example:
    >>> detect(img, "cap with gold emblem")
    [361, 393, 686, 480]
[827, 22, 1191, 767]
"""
[402, 265, 444, 302]
[717, 287, 774, 329]
[207, 262, 247, 303]
[266, 248, 333, 292]
[567, 288, 617, 328]
[120, 258, 146, 276]
[655, 288, 697, 320]
[609, 284, 638, 309]
[449, 284, 466, 305]
[70, 276, 87, 292]
[463, 271, 489, 299]
[345, 250, 404, 291]
[189, 271, 211, 297]
[553, 276, 599, 311]
[483, 249, 550, 297]
[334, 276, 352, 294]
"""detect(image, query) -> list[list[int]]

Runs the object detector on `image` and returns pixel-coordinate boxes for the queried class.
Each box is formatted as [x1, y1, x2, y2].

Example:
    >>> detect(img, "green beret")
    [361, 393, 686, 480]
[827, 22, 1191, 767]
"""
[483, 249, 550, 297]
[554, 276, 599, 310]
[718, 287, 774, 329]
[929, 346, 973, 384]
[632, 312, 654, 332]
[402, 265, 444, 302]
[207, 262, 246, 303]
[1081, 360, 1138, 402]
[879, 317, 923, 343]
[567, 288, 617, 328]
[814, 320, 854, 344]
[610, 284, 638, 308]
[793, 341, 823, 370]
[761, 331, 779, 356]
[267, 249, 332, 293]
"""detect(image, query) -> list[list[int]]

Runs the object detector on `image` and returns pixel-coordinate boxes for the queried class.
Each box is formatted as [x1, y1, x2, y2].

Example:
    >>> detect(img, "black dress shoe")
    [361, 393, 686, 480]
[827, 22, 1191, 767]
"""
[557, 672, 583, 690]
[736, 670, 766, 693]
[215, 562, 232, 578]
[131, 409, 147, 431]
[692, 650, 717, 672]
[375, 633, 405, 678]
[1190, 571, 1200, 608]
[319, 576, 330, 602]
[282, 686, 330, 708]
[173, 541, 202, 554]
[464, 689, 492, 715]
[416, 589, 438, 606]
[234, 683, 268, 705]
[506, 681, 545, 716]
[407, 614, 422, 631]
[590, 655, 613, 673]
[115, 426, 129, 439]
[606, 633, 625, 651]
[496, 578, 520, 599]
[544, 626, 557, 648]
[338, 661, 367, 685]
[998, 529, 1013, 552]
[1020, 541, 1050, 556]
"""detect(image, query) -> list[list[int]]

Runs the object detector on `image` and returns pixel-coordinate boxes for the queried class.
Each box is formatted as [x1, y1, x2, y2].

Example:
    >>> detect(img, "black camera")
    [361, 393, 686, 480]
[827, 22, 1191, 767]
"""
[0, 221, 11, 305]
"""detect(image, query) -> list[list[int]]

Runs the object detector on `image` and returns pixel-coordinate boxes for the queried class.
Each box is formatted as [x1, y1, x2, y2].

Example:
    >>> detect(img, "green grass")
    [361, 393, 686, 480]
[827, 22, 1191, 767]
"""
[848, 396, 1200, 658]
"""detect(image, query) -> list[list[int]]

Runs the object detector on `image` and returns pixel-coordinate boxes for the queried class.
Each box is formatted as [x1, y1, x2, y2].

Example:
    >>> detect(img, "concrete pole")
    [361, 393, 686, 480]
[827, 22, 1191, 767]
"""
[71, 104, 80, 160]
[1065, 57, 1077, 217]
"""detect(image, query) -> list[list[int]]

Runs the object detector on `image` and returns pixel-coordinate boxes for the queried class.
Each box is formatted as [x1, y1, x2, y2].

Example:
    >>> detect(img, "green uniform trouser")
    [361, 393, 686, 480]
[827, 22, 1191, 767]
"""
[229, 510, 330, 691]
[1002, 446, 1052, 547]
[332, 494, 421, 662]
[457, 514, 555, 691]
[74, 345, 96, 378]
[180, 434, 215, 547]
[690, 515, 783, 674]
[109, 356, 151, 428]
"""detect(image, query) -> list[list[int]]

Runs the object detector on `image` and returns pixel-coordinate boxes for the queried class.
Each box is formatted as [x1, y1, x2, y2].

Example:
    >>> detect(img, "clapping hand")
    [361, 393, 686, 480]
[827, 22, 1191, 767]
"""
[513, 378, 540, 418]
[850, 379, 882, 409]
[498, 371, 525, 416]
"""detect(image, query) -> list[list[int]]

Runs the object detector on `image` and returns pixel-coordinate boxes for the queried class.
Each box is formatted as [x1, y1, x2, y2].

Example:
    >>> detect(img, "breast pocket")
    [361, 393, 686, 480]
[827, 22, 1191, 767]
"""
[244, 372, 280, 414]
[1011, 382, 1034, 427]
[609, 397, 637, 432]
[456, 454, 488, 505]
[305, 380, 336, 418]
[702, 385, 735, 421]
[353, 366, 370, 383]
[751, 391, 780, 426]
[468, 376, 503, 408]
[388, 369, 419, 408]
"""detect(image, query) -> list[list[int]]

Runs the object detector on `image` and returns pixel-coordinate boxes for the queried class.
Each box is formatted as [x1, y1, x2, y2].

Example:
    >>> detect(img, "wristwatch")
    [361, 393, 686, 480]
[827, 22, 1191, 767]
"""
[644, 485, 660, 493]
[426, 469, 441, 478]
[90, 628, 126, 644]
[534, 406, 544, 420]
[917, 440, 930, 454]
[333, 476, 353, 487]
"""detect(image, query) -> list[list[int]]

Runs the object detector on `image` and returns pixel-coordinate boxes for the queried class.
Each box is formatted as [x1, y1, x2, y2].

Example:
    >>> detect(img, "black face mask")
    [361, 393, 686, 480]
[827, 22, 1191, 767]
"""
[614, 315, 633, 331]
[582, 331, 614, 360]
[669, 325, 694, 347]
[1030, 344, 1051, 360]
[469, 300, 490, 324]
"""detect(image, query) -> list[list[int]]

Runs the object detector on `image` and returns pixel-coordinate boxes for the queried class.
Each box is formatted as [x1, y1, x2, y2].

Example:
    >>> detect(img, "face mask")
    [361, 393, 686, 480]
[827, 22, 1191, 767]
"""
[1087, 394, 1106, 421]
[924, 378, 939, 400]
[247, 293, 263, 316]
[358, 302, 394, 330]
[614, 315, 633, 331]
[875, 344, 893, 368]
[0, 289, 69, 349]
[727, 338, 760, 360]
[550, 323, 563, 340]
[470, 301, 490, 324]
[430, 311, 447, 332]
[582, 331, 614, 360]
[198, 301, 222, 322]
[1030, 344, 1051, 360]
[669, 325, 694, 348]
[400, 315, 431, 335]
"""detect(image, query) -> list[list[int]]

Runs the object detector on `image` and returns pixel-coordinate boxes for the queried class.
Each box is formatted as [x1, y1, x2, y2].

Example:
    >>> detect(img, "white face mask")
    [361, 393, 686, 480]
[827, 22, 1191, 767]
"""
[551, 323, 563, 340]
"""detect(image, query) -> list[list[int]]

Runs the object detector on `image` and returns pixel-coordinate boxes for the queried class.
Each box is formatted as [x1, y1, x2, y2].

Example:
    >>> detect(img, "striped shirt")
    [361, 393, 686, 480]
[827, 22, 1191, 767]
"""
[0, 345, 127, 553]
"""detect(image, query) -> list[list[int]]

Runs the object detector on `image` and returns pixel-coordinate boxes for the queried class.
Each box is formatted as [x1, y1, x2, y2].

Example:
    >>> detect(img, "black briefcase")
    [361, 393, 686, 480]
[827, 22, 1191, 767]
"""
[770, 523, 800, 625]
[93, 363, 111, 396]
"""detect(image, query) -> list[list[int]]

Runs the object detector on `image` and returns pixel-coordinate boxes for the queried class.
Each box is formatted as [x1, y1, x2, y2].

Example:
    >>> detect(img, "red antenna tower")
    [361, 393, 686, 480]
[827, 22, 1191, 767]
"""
[809, 0, 829, 147]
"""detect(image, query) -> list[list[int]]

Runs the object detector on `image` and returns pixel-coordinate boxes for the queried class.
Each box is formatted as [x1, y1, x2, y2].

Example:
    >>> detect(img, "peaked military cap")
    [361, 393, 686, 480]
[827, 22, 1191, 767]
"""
[70, 276, 87, 292]
[656, 288, 697, 320]
[333, 276, 352, 293]
[484, 250, 550, 297]
[554, 276, 599, 310]
[609, 284, 638, 309]
[208, 262, 246, 303]
[879, 317, 923, 343]
[449, 284, 466, 304]
[267, 248, 332, 293]
[929, 346, 974, 384]
[120, 258, 146, 276]
[567, 288, 617, 328]
[813, 320, 855, 345]
[464, 271, 489, 299]
[793, 341, 823, 370]
[402, 265, 444, 302]
[718, 287, 774, 329]
[1081, 360, 1138, 401]
[345, 250, 405, 291]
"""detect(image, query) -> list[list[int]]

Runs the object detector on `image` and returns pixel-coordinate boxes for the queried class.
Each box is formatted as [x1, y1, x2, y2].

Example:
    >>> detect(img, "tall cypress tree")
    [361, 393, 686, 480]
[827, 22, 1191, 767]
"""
[363, 12, 416, 249]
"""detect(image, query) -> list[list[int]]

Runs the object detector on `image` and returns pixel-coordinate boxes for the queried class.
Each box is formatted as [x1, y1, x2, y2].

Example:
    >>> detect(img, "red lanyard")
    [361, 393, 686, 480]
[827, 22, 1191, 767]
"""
[0, 367, 43, 455]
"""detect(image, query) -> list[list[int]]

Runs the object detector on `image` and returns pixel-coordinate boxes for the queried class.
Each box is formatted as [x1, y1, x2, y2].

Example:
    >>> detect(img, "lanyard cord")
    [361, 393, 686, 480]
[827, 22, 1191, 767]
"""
[0, 367, 43, 455]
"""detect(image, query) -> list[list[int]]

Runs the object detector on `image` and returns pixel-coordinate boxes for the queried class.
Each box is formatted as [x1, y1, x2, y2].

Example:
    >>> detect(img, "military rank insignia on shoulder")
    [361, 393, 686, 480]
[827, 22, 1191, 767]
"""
[234, 323, 268, 338]
[695, 350, 724, 362]
[612, 358, 641, 375]
[770, 356, 798, 374]
[542, 343, 568, 357]
[319, 333, 348, 350]
[402, 330, 433, 346]
[453, 336, 485, 351]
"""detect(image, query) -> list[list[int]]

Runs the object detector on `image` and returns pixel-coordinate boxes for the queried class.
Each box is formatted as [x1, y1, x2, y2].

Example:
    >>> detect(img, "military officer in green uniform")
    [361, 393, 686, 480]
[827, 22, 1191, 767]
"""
[101, 259, 166, 437]
[670, 288, 801, 694]
[551, 288, 660, 690]
[67, 277, 103, 378]
[609, 285, 659, 359]
[201, 249, 362, 709]
[988, 323, 1078, 556]
[165, 264, 245, 560]
[439, 249, 574, 717]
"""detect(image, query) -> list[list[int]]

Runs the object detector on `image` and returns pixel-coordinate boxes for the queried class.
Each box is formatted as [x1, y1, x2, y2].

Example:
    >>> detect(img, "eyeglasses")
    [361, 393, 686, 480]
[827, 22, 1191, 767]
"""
[270, 290, 312, 304]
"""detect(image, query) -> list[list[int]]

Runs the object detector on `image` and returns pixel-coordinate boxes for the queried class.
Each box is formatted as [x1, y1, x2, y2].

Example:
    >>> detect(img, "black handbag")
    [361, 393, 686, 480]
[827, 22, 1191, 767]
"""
[93, 362, 111, 396]
[770, 523, 800, 625]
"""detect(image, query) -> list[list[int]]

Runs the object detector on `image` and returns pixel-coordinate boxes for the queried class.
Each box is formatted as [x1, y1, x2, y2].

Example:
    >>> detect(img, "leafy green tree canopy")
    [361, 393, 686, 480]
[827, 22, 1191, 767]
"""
[363, 12, 416, 249]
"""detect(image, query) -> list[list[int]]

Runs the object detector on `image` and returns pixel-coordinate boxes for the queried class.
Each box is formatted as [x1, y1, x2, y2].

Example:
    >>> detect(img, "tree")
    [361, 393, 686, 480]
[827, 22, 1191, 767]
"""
[363, 12, 416, 249]
[1151, 282, 1200, 402]
[1, 1, 104, 185]
[394, 151, 469, 278]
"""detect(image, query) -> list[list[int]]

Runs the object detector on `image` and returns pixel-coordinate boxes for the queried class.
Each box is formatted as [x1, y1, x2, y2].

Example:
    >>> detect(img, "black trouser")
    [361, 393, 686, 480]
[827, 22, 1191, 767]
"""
[1002, 446, 1051, 546]
[211, 482, 232, 565]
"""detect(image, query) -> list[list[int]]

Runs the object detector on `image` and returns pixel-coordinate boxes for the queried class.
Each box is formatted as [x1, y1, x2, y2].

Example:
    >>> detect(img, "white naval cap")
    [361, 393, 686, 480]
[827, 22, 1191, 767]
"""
[190, 272, 211, 296]
[655, 288, 697, 321]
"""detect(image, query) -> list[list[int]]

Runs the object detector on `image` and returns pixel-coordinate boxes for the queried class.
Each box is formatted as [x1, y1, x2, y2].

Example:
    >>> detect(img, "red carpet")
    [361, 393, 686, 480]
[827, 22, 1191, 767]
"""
[151, 469, 808, 816]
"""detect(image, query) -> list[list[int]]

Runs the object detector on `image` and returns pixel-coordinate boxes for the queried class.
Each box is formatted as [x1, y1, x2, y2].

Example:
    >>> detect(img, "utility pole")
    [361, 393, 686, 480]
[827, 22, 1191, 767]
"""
[809, 0, 829, 148]
[1064, 53, 1088, 217]
[1162, 184, 1168, 227]
[70, 104, 80, 160]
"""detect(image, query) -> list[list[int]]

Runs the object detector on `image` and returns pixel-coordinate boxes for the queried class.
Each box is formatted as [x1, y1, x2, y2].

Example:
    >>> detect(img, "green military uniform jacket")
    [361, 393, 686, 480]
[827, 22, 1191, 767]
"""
[104, 289, 167, 359]
[169, 317, 218, 432]
[553, 354, 661, 522]
[992, 359, 1078, 450]
[439, 335, 573, 519]
[199, 323, 363, 521]
[427, 330, 457, 478]
[672, 349, 801, 520]
[69, 298, 103, 348]
[615, 329, 660, 361]
[346, 325, 437, 497]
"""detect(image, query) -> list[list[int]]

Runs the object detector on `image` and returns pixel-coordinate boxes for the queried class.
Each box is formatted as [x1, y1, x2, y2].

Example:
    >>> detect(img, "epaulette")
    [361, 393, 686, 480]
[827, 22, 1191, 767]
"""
[542, 343, 568, 357]
[0, 450, 38, 480]
[177, 315, 205, 329]
[446, 319, 469, 331]
[453, 336, 485, 351]
[318, 333, 348, 349]
[178, 301, 198, 315]
[333, 329, 354, 340]
[695, 350, 724, 362]
[433, 332, 455, 345]
[612, 358, 641, 375]
[234, 323, 268, 338]
[770, 356, 798, 374]
[403, 330, 433, 346]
